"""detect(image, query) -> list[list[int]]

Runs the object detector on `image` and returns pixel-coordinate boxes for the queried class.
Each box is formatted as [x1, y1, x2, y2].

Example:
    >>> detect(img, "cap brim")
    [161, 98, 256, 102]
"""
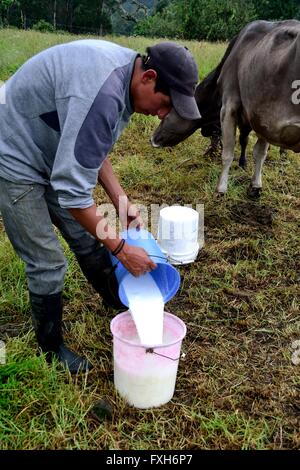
[170, 89, 201, 120]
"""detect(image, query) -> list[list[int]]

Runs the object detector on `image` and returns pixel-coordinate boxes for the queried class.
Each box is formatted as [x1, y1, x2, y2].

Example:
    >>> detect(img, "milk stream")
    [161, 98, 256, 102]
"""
[122, 272, 164, 345]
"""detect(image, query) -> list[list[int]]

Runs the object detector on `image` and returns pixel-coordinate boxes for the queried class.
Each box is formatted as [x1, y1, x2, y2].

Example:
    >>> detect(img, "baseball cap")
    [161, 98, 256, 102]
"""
[145, 42, 201, 120]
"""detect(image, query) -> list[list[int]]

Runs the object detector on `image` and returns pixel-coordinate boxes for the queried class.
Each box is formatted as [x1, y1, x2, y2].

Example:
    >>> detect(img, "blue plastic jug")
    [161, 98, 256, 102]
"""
[110, 228, 180, 307]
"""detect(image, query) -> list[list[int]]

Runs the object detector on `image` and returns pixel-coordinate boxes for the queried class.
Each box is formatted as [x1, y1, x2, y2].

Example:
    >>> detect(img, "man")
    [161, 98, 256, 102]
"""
[0, 39, 200, 373]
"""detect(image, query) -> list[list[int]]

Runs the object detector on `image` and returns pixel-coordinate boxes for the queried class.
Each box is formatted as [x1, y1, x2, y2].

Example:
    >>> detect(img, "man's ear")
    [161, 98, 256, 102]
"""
[141, 69, 157, 83]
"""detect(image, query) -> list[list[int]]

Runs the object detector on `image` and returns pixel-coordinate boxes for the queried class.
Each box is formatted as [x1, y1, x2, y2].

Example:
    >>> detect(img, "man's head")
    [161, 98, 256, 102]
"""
[131, 42, 201, 121]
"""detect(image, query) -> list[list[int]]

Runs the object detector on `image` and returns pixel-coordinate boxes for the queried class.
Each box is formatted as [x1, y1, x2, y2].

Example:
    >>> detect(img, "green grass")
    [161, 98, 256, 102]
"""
[1, 29, 300, 450]
[0, 28, 226, 81]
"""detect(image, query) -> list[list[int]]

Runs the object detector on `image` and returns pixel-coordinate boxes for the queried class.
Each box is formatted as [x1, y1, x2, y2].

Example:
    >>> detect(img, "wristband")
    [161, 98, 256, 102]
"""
[112, 239, 126, 256]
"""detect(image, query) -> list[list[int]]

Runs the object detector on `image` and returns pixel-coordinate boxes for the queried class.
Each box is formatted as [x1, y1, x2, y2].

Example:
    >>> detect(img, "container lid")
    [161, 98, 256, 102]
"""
[160, 205, 199, 222]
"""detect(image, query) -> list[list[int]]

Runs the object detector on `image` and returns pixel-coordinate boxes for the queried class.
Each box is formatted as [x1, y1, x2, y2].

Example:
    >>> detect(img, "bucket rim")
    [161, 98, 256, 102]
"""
[160, 247, 199, 265]
[110, 311, 187, 349]
[160, 243, 200, 259]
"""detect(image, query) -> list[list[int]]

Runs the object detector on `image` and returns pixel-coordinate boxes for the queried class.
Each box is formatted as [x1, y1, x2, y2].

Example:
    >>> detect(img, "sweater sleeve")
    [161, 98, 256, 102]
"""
[51, 93, 121, 209]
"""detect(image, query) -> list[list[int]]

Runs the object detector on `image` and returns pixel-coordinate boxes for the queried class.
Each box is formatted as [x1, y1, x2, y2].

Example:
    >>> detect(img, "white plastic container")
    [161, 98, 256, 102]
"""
[110, 311, 186, 409]
[157, 206, 200, 265]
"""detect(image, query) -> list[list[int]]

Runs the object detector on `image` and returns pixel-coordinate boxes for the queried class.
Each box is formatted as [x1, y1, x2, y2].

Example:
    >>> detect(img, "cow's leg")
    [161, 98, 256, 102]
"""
[247, 137, 269, 199]
[217, 105, 237, 194]
[204, 131, 222, 159]
[238, 128, 250, 169]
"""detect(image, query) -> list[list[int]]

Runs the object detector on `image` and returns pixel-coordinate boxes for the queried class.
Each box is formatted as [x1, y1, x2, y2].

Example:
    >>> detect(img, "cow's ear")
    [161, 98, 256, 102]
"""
[142, 69, 157, 83]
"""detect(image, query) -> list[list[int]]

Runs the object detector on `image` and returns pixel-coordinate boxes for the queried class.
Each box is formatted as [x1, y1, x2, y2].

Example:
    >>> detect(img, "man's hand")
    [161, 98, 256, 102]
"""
[68, 205, 155, 277]
[117, 244, 157, 277]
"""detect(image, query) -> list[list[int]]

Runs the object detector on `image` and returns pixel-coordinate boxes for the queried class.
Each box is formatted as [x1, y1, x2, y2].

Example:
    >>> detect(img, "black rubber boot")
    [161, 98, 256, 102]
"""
[30, 291, 92, 373]
[76, 245, 126, 311]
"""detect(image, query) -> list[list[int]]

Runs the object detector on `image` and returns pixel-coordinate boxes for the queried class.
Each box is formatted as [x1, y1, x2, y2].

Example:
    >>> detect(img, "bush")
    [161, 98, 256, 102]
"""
[32, 20, 54, 33]
[179, 0, 258, 41]
[134, 0, 258, 41]
[134, 1, 183, 39]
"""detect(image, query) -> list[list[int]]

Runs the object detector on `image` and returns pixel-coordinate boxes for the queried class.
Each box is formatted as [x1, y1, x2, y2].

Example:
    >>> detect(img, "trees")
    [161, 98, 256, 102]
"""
[253, 0, 300, 21]
[135, 0, 257, 41]
[134, 1, 182, 38]
[178, 0, 257, 41]
[0, 0, 136, 34]
[134, 0, 300, 41]
[0, 0, 15, 26]
[1, 1, 300, 39]
[71, 0, 114, 35]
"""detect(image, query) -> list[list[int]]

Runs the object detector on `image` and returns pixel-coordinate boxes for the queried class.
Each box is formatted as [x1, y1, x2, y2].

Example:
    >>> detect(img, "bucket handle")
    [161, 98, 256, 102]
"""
[112, 253, 188, 270]
[146, 253, 192, 265]
[145, 347, 182, 362]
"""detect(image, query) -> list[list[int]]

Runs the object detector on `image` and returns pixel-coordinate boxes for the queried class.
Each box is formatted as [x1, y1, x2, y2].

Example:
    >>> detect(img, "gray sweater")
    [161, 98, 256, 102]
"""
[0, 40, 137, 209]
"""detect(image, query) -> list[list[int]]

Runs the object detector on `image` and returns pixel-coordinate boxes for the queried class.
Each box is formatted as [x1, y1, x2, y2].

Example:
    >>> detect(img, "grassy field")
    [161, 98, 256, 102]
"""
[0, 28, 300, 450]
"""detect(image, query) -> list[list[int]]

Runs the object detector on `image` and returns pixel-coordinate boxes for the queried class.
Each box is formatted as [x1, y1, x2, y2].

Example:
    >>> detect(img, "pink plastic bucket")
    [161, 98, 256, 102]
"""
[110, 311, 186, 409]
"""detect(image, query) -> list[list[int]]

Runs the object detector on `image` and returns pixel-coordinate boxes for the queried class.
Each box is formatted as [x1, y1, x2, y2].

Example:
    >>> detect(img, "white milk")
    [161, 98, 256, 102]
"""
[122, 273, 164, 345]
[114, 361, 177, 408]
[114, 329, 178, 408]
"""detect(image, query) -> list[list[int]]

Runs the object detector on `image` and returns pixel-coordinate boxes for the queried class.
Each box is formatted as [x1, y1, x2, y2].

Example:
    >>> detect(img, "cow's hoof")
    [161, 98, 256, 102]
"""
[204, 148, 222, 160]
[215, 191, 226, 198]
[247, 186, 262, 199]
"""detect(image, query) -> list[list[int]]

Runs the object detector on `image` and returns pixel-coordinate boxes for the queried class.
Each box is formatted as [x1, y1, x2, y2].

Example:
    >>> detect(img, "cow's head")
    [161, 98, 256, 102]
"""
[151, 109, 201, 147]
[151, 72, 222, 148]
[151, 34, 239, 149]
